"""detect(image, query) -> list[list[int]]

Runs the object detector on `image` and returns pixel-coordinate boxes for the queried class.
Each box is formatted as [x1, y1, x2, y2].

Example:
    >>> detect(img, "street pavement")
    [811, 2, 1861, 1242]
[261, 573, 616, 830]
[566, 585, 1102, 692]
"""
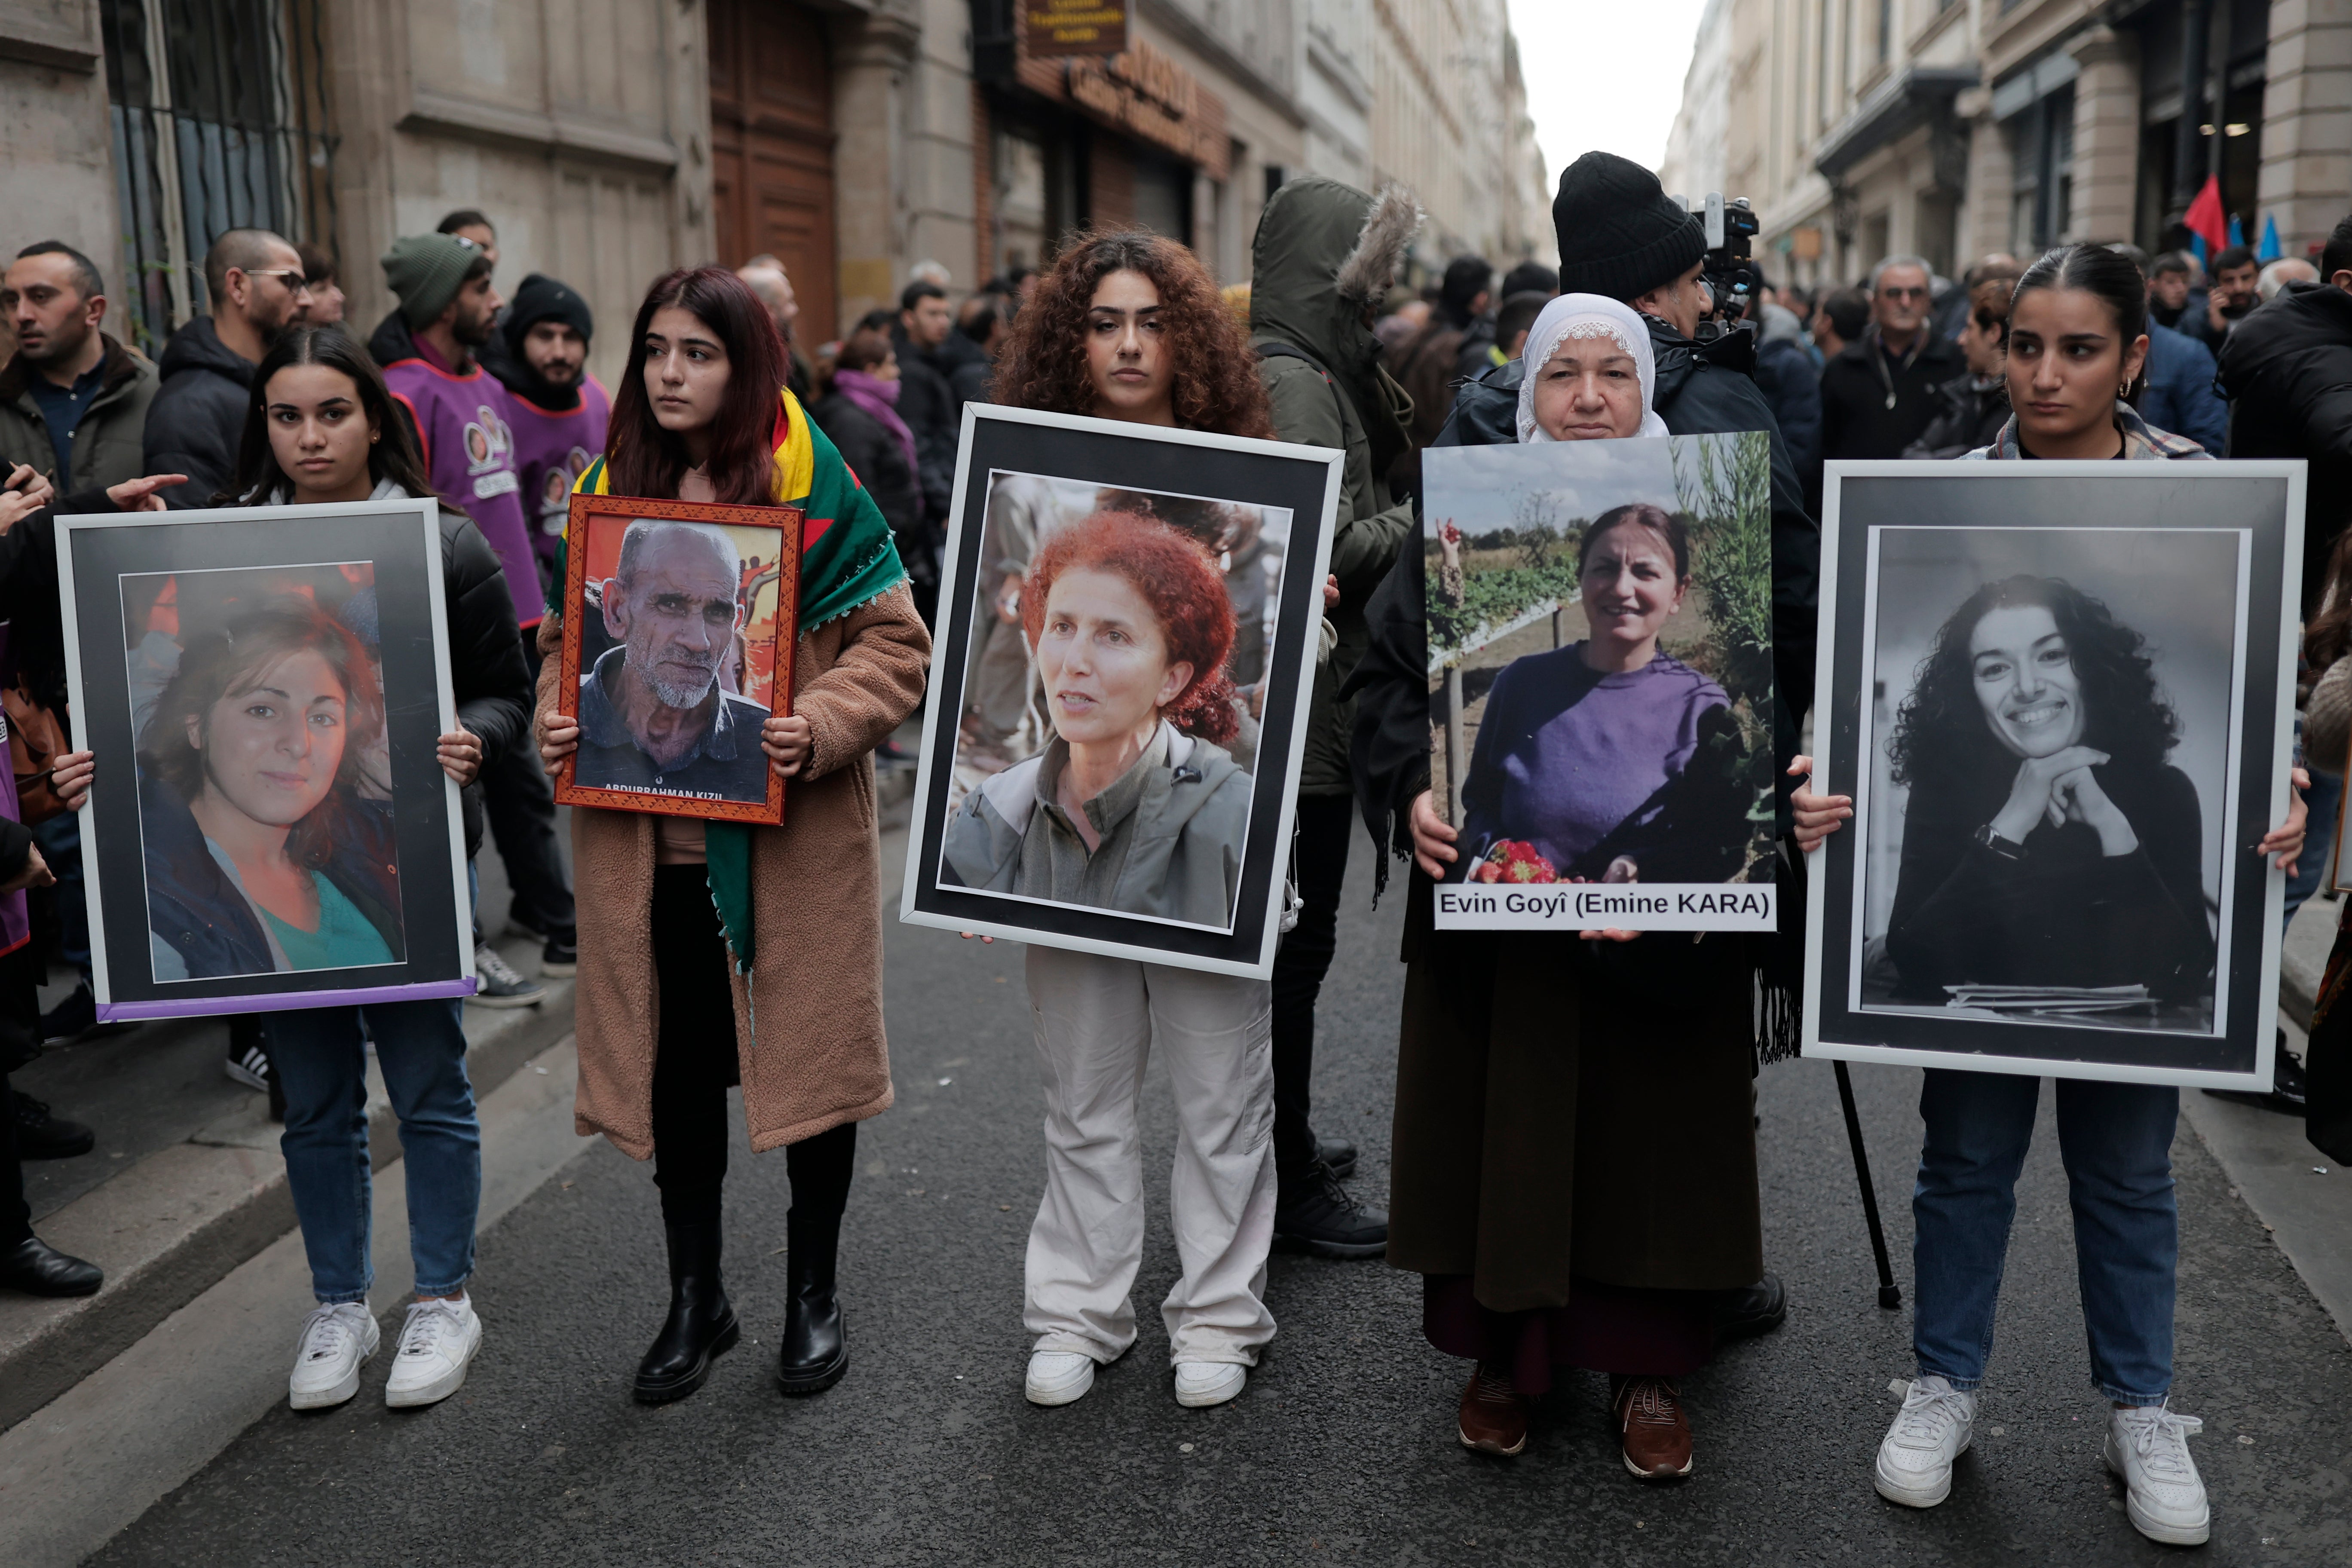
[89, 835, 2352, 1566]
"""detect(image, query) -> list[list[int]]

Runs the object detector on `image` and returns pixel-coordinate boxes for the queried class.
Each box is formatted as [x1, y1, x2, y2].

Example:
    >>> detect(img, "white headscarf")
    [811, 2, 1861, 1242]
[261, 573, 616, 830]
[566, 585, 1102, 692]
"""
[1515, 292, 1670, 443]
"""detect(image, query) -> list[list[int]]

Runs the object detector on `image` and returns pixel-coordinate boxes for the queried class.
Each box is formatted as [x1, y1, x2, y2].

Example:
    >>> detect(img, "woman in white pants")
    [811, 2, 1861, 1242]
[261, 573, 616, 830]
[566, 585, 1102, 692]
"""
[972, 230, 1285, 1409]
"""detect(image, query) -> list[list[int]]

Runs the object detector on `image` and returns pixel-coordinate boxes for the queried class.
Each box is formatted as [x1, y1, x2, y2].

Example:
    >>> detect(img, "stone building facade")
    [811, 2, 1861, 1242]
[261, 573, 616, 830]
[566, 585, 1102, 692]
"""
[1662, 0, 2352, 292]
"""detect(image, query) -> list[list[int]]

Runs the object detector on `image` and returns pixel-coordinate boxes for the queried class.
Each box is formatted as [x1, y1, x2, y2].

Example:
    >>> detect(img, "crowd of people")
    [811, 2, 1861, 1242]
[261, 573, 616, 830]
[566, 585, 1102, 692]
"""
[5, 144, 2351, 1550]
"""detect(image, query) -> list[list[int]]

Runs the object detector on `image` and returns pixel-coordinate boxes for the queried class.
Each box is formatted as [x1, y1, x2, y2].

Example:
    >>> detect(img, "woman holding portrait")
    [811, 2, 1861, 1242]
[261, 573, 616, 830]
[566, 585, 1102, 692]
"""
[1345, 291, 1774, 1479]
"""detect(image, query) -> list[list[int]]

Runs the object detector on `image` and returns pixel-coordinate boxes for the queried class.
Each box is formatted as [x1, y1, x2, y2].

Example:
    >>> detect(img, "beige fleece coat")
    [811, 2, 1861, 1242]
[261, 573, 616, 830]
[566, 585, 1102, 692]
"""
[535, 582, 931, 1158]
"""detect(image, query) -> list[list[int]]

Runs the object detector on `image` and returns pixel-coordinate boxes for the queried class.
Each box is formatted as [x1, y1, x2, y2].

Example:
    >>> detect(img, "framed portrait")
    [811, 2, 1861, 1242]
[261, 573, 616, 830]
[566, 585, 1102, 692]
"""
[58, 498, 475, 1021]
[1422, 433, 1777, 932]
[898, 404, 1343, 979]
[550, 492, 800, 826]
[1803, 461, 2305, 1091]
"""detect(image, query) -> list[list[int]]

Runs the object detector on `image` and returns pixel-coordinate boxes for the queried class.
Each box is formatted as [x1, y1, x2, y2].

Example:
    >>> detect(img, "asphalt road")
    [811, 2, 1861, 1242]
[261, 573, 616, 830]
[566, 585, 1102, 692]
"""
[94, 834, 2352, 1566]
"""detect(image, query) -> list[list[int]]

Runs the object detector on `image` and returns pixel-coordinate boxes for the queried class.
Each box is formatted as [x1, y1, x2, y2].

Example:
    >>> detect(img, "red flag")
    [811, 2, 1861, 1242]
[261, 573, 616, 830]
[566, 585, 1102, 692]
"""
[2184, 175, 2229, 256]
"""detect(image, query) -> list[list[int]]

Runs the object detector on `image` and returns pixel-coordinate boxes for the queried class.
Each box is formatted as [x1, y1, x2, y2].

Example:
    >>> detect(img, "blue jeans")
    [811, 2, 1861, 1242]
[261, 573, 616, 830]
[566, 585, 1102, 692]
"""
[1911, 1068, 2178, 1405]
[2285, 767, 2342, 935]
[270, 998, 481, 1302]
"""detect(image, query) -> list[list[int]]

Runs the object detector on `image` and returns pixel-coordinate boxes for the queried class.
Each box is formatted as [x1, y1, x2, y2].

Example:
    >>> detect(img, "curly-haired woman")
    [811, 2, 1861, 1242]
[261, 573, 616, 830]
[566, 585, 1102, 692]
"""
[973, 231, 1280, 1412]
[1790, 242, 2309, 1547]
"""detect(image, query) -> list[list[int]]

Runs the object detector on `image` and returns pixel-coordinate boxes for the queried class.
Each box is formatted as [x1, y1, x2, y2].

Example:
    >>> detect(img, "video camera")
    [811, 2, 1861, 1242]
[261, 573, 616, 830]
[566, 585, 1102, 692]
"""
[1668, 190, 1761, 368]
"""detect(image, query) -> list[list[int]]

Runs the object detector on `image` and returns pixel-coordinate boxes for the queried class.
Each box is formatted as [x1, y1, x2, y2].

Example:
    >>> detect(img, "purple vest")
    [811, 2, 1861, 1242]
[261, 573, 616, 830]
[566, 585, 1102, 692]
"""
[383, 358, 539, 625]
[507, 375, 612, 593]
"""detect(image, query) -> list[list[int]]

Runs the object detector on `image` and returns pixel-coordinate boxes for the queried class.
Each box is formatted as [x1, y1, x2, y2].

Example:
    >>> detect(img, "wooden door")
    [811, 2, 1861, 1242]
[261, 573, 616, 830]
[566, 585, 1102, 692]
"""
[708, 0, 838, 345]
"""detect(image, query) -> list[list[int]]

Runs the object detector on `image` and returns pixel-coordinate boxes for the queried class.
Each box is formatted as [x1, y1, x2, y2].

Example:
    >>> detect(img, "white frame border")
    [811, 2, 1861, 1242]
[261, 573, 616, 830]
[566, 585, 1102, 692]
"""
[1801, 459, 2305, 1092]
[896, 402, 1344, 980]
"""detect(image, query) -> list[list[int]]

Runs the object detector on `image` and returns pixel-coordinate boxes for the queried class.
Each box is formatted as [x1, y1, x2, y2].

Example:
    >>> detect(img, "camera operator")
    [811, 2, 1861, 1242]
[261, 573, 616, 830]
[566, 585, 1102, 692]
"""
[1402, 149, 1819, 1345]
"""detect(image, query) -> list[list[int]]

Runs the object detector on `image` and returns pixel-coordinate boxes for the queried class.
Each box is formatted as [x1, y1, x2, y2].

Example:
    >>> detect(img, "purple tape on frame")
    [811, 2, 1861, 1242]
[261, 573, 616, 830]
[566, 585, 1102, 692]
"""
[97, 976, 480, 1022]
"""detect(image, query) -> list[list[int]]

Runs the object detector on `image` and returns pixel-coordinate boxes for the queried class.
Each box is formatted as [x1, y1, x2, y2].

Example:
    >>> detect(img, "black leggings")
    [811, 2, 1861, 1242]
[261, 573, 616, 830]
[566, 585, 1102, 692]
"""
[647, 865, 855, 1226]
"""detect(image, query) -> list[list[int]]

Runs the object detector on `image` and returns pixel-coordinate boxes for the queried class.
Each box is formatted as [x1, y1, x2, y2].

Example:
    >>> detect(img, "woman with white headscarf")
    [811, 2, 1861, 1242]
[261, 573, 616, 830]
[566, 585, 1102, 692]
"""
[1340, 293, 1770, 1482]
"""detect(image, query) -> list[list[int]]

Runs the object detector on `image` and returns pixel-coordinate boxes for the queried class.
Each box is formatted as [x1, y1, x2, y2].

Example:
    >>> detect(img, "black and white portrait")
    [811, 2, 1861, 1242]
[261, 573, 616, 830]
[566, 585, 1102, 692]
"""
[1805, 462, 2303, 1090]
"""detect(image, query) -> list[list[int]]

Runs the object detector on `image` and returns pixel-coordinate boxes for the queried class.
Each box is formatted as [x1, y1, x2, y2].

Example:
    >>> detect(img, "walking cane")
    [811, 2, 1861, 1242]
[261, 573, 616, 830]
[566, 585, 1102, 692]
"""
[1833, 1060, 1902, 1309]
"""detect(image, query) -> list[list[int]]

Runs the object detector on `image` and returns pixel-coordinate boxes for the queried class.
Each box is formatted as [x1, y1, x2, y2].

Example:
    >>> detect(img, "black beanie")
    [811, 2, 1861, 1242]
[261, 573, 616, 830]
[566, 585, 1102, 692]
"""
[1552, 152, 1706, 303]
[502, 273, 594, 357]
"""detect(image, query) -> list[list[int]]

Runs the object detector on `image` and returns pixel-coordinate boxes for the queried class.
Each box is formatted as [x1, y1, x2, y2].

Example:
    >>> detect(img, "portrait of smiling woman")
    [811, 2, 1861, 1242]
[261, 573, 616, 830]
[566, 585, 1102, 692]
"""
[138, 594, 402, 981]
[1877, 572, 2216, 1011]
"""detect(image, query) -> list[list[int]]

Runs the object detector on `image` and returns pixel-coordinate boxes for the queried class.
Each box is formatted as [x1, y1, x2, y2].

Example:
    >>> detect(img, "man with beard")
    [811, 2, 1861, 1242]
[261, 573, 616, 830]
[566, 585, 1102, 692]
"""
[0, 242, 158, 497]
[370, 233, 535, 639]
[2196, 245, 2262, 350]
[146, 228, 312, 507]
[574, 519, 770, 802]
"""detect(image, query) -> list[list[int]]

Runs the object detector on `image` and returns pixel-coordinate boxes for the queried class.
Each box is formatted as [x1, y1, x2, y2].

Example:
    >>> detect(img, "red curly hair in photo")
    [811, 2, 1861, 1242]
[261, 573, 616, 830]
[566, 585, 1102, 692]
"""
[991, 231, 1274, 438]
[1023, 511, 1241, 744]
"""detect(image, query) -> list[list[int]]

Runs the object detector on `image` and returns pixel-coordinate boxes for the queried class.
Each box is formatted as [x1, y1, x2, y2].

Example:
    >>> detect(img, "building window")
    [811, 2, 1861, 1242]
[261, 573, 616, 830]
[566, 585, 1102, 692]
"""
[2006, 84, 2075, 254]
[1133, 152, 1193, 247]
[101, 0, 337, 353]
[988, 119, 1080, 279]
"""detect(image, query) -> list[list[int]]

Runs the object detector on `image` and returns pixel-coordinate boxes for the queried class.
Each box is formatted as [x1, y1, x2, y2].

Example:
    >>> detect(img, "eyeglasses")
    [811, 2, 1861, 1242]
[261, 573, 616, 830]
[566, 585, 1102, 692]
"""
[244, 269, 315, 294]
[1879, 285, 1929, 301]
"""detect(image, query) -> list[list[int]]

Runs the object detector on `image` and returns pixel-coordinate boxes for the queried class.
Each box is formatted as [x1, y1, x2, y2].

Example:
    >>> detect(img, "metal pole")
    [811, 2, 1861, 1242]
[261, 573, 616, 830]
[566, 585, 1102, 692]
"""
[1834, 1060, 1902, 1309]
[2168, 0, 2213, 233]
[1444, 664, 1465, 825]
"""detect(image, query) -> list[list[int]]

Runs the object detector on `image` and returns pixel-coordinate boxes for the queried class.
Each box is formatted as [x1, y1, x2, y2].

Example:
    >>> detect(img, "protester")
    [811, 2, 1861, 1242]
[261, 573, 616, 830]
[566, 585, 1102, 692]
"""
[1439, 255, 1498, 379]
[1794, 242, 2307, 1548]
[2259, 257, 2320, 301]
[2146, 251, 2205, 336]
[0, 242, 158, 495]
[1373, 288, 1430, 353]
[1904, 272, 2015, 459]
[297, 243, 346, 328]
[1344, 292, 1773, 1477]
[1492, 289, 1548, 364]
[52, 324, 532, 1405]
[1248, 176, 1416, 1260]
[2190, 244, 2262, 349]
[1410, 149, 1810, 1352]
[736, 255, 814, 401]
[891, 279, 959, 587]
[951, 289, 1011, 403]
[2294, 536, 2352, 1136]
[369, 231, 545, 1004]
[810, 325, 922, 559]
[1753, 286, 1822, 480]
[1499, 260, 1559, 301]
[480, 272, 601, 975]
[145, 229, 312, 508]
[1811, 285, 1868, 363]
[980, 229, 1284, 1412]
[536, 265, 926, 1405]
[1819, 254, 1966, 462]
[2215, 213, 2352, 616]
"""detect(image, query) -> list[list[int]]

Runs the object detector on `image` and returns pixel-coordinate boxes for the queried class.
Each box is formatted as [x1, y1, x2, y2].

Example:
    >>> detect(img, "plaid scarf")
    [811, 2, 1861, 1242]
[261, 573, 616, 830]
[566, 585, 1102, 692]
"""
[1964, 400, 2215, 462]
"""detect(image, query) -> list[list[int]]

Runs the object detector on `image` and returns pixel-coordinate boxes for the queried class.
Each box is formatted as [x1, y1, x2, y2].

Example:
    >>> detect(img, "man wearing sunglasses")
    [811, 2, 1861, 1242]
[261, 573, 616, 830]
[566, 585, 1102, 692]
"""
[1819, 253, 1965, 466]
[144, 228, 313, 509]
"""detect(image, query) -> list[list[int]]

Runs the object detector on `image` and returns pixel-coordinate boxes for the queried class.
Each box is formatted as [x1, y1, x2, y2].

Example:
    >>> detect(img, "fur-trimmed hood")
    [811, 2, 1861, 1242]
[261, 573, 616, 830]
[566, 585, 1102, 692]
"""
[1249, 175, 1422, 388]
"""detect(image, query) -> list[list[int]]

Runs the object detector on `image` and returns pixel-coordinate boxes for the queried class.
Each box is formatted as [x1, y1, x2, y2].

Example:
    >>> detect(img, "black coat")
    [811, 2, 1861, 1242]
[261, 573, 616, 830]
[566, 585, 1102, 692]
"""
[1818, 328, 1966, 464]
[2217, 280, 2352, 613]
[890, 328, 962, 522]
[1903, 374, 2011, 459]
[810, 391, 923, 547]
[435, 502, 534, 858]
[144, 316, 256, 508]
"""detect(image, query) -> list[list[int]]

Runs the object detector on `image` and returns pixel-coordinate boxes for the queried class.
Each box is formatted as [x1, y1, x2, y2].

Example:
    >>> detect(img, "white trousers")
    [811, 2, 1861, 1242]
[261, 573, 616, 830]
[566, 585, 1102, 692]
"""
[1023, 944, 1277, 1366]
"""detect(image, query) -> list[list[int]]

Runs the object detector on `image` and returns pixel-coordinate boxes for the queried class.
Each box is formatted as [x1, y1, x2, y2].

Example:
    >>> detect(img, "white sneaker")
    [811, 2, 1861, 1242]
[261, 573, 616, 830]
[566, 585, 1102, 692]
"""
[289, 1301, 380, 1409]
[1024, 1350, 1095, 1406]
[1874, 1375, 1975, 1507]
[384, 1295, 482, 1408]
[2105, 1403, 2210, 1546]
[1173, 1360, 1246, 1409]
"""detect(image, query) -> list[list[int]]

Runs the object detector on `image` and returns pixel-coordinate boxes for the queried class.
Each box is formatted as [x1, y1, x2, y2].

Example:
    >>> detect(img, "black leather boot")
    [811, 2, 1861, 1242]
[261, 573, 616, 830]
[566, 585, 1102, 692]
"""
[634, 1216, 739, 1404]
[775, 1210, 848, 1395]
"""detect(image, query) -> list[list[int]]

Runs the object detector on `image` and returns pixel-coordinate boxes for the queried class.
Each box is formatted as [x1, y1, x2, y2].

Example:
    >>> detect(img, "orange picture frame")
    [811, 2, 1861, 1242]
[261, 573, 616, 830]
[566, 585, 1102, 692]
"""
[552, 491, 802, 827]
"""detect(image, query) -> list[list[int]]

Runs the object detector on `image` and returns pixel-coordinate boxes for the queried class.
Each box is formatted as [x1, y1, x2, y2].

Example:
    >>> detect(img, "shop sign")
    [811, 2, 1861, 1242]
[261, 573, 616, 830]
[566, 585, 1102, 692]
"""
[1066, 41, 1227, 177]
[1026, 0, 1126, 56]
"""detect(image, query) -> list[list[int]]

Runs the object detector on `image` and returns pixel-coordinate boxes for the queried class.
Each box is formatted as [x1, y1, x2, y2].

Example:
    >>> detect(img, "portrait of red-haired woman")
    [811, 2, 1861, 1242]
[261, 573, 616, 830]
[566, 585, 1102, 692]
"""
[940, 512, 1254, 928]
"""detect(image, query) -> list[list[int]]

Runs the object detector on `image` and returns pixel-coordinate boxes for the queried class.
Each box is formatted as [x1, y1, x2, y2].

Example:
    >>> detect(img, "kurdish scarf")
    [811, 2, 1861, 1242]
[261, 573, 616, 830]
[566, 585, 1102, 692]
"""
[567, 385, 907, 969]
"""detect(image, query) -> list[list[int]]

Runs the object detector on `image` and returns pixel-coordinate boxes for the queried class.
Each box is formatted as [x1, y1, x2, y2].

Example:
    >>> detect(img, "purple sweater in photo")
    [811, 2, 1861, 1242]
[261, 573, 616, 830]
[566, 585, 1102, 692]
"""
[1459, 644, 1727, 879]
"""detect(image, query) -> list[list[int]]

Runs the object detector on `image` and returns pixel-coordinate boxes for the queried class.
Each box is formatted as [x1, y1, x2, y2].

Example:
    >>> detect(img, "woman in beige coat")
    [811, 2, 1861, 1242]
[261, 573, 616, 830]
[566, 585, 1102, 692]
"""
[537, 266, 928, 1405]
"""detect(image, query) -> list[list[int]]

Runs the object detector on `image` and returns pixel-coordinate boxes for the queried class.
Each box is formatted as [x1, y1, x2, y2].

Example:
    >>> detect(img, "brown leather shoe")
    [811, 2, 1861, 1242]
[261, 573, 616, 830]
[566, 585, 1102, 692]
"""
[1613, 1376, 1693, 1479]
[1457, 1368, 1529, 1456]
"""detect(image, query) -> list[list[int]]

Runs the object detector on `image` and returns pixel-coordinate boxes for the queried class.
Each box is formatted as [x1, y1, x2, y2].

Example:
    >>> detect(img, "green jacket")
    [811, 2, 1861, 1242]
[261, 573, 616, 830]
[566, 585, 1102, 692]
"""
[0, 336, 159, 496]
[1249, 176, 1417, 795]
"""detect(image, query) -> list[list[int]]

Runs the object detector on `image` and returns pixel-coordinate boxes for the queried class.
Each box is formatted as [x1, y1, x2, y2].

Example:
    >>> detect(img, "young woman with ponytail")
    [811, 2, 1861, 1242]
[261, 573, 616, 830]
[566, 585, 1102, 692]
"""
[964, 232, 1281, 1412]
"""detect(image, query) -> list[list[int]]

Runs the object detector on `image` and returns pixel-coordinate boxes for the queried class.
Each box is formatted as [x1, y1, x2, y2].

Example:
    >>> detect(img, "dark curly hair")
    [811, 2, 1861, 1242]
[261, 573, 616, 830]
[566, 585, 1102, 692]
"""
[1023, 511, 1240, 744]
[1887, 574, 2178, 787]
[992, 231, 1274, 438]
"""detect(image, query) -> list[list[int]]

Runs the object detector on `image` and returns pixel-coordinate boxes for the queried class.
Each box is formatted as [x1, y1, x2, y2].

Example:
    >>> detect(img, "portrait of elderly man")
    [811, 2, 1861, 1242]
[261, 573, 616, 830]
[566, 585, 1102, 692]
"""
[574, 518, 772, 802]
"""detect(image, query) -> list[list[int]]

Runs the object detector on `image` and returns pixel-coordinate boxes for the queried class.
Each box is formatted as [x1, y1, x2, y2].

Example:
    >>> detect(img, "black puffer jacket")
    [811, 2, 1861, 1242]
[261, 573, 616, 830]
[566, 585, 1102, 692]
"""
[2217, 280, 2352, 613]
[810, 390, 923, 544]
[433, 500, 534, 857]
[143, 316, 256, 508]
